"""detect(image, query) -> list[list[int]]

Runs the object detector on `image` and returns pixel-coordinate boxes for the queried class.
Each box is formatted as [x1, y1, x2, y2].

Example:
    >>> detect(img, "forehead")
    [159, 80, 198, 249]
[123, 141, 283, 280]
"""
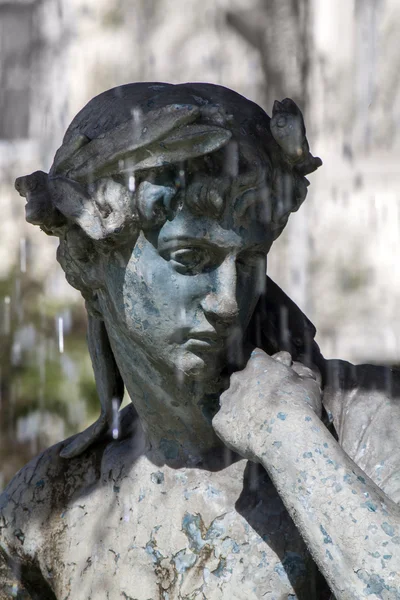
[158, 203, 273, 252]
[144, 140, 273, 251]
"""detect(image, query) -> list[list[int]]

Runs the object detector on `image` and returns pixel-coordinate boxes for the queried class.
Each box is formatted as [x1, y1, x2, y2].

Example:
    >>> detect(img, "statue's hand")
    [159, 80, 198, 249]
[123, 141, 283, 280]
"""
[212, 348, 322, 462]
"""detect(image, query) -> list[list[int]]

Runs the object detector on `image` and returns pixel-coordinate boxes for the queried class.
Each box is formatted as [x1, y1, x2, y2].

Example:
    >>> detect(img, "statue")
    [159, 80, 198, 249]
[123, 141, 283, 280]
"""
[1, 82, 399, 600]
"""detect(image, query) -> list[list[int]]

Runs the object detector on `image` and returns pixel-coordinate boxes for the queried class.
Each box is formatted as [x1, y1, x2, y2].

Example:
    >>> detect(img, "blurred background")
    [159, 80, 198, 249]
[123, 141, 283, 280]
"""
[1, 0, 400, 488]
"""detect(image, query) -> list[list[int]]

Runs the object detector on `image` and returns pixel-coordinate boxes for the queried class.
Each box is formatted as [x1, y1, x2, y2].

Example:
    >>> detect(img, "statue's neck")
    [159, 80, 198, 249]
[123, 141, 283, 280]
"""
[107, 327, 231, 468]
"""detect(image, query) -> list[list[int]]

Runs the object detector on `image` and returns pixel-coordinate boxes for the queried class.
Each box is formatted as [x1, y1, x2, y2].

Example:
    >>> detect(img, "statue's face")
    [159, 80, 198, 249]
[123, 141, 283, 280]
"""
[98, 162, 272, 381]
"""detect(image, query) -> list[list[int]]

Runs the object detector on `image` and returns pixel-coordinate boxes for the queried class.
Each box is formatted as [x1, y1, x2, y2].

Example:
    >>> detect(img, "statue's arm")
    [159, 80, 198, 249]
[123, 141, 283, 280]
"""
[255, 400, 400, 599]
[213, 350, 400, 600]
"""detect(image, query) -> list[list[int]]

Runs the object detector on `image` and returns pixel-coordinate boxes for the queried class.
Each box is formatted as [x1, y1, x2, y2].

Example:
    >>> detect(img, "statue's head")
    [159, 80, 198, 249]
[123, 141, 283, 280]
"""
[15, 83, 321, 457]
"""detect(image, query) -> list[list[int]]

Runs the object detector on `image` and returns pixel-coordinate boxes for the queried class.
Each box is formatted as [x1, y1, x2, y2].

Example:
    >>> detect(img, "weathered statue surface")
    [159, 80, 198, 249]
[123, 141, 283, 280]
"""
[1, 82, 400, 600]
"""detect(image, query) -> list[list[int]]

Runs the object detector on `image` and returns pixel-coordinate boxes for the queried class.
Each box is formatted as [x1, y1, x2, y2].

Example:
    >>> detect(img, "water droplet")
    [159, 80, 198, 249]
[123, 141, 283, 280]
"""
[58, 317, 64, 353]
[132, 107, 142, 127]
[11, 342, 21, 366]
[112, 397, 120, 439]
[19, 238, 27, 273]
[3, 296, 11, 335]
[128, 175, 136, 192]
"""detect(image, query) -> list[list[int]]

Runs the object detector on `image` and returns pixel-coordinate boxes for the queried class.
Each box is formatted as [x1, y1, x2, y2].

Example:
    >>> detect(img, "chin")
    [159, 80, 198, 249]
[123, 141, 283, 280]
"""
[173, 350, 222, 381]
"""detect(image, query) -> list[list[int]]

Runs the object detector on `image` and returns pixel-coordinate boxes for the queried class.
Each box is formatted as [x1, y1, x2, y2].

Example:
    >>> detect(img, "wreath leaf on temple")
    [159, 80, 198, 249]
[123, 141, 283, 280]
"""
[53, 104, 231, 182]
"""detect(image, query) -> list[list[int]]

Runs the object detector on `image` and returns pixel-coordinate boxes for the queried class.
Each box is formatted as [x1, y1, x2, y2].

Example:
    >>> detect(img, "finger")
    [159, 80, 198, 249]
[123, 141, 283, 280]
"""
[291, 361, 318, 381]
[272, 351, 293, 367]
[247, 348, 292, 376]
[250, 348, 269, 360]
[248, 347, 272, 373]
[296, 355, 323, 387]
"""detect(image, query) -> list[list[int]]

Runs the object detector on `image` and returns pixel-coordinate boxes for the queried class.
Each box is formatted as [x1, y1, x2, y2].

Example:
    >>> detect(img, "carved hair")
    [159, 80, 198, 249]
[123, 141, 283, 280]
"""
[15, 85, 320, 303]
[14, 83, 321, 458]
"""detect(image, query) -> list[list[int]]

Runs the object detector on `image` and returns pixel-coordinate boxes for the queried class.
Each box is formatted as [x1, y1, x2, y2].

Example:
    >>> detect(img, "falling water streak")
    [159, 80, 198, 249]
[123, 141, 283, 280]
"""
[19, 237, 26, 273]
[178, 169, 186, 189]
[215, 0, 225, 82]
[15, 277, 23, 322]
[131, 107, 142, 133]
[279, 305, 290, 353]
[123, 502, 130, 523]
[8, 381, 15, 440]
[38, 295, 46, 409]
[38, 339, 46, 410]
[256, 256, 267, 296]
[58, 317, 64, 353]
[223, 445, 233, 468]
[174, 304, 187, 386]
[128, 175, 136, 192]
[3, 296, 10, 335]
[11, 342, 21, 366]
[248, 461, 260, 491]
[175, 363, 185, 387]
[112, 397, 120, 440]
[224, 140, 239, 177]
[30, 432, 38, 460]
[39, 294, 46, 330]
[226, 325, 244, 369]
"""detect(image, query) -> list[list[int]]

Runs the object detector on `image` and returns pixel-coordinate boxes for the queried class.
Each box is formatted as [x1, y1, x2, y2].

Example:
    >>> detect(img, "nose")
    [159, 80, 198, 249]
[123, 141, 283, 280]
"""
[200, 256, 240, 325]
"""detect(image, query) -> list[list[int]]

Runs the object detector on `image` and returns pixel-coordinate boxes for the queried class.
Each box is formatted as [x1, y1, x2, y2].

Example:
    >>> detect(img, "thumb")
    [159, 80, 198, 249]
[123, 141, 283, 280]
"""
[272, 351, 293, 367]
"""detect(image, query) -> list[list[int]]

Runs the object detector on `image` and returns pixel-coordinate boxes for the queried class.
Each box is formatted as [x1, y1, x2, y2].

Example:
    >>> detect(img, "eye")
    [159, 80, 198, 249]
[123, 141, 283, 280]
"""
[166, 247, 215, 275]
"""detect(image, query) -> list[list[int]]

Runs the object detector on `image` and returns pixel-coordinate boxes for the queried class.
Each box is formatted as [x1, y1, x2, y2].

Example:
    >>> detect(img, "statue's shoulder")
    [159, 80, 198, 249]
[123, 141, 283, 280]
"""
[0, 436, 99, 598]
[0, 404, 143, 557]
[0, 436, 102, 557]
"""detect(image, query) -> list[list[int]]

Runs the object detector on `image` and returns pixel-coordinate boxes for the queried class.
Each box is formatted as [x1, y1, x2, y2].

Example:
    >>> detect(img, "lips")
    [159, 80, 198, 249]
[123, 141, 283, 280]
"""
[185, 331, 224, 350]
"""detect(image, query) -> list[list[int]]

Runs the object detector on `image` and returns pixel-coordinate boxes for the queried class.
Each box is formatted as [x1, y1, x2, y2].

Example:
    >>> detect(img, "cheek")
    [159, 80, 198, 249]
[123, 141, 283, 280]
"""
[122, 252, 174, 334]
[98, 243, 165, 338]
[107, 244, 211, 340]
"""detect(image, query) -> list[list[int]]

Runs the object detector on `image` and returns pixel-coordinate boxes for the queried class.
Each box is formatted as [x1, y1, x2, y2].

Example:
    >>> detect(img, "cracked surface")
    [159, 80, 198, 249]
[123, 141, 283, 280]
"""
[2, 359, 400, 599]
[0, 408, 322, 599]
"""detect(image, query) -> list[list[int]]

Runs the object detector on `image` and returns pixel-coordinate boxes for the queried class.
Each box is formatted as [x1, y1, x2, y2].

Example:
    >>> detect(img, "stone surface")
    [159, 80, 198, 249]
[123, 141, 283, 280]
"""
[1, 82, 400, 599]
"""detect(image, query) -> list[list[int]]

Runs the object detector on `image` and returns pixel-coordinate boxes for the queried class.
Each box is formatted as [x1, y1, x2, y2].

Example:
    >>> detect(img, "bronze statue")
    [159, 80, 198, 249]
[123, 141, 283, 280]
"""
[1, 83, 399, 600]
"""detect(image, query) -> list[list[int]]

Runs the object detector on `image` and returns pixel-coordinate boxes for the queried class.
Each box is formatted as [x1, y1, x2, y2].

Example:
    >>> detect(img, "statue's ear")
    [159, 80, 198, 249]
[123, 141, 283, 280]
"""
[60, 316, 125, 458]
[247, 276, 324, 369]
[136, 180, 178, 228]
